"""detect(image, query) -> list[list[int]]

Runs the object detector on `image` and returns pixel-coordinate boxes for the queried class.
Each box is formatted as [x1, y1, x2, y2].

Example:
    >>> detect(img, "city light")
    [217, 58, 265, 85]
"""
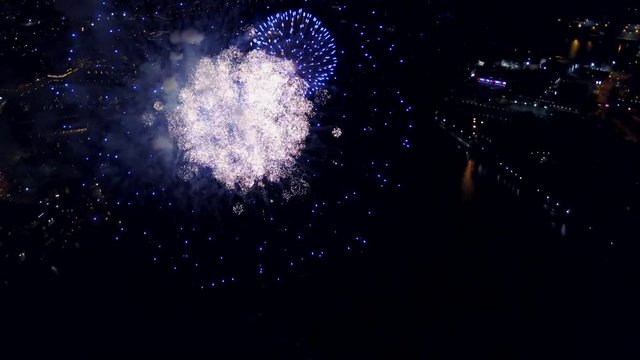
[477, 77, 507, 87]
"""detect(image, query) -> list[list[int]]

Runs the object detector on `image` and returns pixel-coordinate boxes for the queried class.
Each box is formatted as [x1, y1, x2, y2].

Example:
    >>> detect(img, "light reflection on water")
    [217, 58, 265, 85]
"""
[459, 156, 568, 237]
[461, 158, 475, 201]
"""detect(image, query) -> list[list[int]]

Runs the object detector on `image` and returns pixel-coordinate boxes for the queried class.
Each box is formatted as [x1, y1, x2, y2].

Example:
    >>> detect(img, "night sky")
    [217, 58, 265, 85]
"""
[1, 0, 640, 357]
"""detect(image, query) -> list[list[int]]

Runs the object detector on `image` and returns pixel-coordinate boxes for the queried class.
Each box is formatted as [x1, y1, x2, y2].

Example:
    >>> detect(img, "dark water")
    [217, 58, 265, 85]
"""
[3, 121, 637, 358]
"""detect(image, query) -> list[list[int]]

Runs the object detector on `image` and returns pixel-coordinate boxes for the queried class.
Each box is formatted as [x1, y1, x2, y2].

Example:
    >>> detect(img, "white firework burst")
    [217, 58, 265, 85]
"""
[168, 48, 313, 190]
[232, 202, 245, 215]
[142, 112, 156, 127]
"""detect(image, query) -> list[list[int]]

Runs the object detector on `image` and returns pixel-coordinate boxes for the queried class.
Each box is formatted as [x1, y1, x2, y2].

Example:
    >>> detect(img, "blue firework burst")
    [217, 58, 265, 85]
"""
[253, 9, 337, 94]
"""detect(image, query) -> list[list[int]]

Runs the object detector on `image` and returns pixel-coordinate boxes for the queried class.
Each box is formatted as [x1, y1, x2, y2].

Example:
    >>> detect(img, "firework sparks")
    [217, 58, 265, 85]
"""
[253, 9, 337, 94]
[168, 48, 313, 190]
[142, 112, 155, 127]
[232, 202, 245, 215]
[0, 172, 10, 200]
[283, 177, 310, 201]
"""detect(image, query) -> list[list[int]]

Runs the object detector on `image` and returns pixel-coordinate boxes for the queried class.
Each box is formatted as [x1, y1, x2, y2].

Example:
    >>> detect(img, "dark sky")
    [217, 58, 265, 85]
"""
[54, 0, 99, 19]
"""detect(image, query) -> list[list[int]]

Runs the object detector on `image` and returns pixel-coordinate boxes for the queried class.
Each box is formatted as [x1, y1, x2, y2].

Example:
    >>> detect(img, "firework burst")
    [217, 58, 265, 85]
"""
[253, 9, 337, 94]
[168, 48, 313, 190]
